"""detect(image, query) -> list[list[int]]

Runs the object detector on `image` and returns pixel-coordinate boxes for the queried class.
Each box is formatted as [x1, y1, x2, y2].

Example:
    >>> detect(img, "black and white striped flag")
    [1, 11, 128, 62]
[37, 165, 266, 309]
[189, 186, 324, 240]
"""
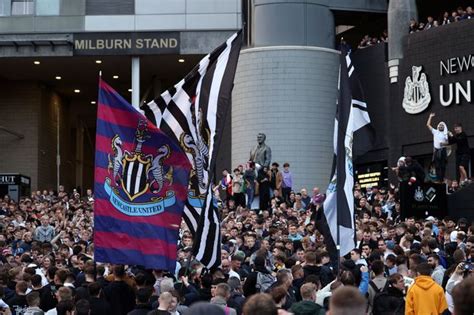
[320, 52, 375, 258]
[142, 31, 243, 268]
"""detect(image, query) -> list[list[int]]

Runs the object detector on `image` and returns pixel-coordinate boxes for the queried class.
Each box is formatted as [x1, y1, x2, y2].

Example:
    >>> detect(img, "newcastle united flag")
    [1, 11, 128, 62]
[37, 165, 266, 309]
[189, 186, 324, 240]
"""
[94, 79, 191, 271]
[142, 31, 243, 268]
[318, 52, 375, 258]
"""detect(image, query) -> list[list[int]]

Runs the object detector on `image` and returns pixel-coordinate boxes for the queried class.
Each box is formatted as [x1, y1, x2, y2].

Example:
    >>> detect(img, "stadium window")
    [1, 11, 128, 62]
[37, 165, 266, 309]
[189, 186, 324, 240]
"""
[11, 0, 34, 15]
[36, 0, 59, 15]
[0, 0, 11, 16]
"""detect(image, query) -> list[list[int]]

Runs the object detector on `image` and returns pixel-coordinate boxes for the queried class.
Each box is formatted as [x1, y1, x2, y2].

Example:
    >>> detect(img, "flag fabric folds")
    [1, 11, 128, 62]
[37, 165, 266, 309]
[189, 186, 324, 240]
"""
[142, 31, 243, 268]
[94, 79, 191, 271]
[321, 52, 375, 258]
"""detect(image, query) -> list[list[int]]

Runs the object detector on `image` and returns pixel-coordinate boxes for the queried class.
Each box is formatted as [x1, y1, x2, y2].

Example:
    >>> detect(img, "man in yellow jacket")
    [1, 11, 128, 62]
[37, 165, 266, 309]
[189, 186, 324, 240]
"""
[405, 262, 448, 315]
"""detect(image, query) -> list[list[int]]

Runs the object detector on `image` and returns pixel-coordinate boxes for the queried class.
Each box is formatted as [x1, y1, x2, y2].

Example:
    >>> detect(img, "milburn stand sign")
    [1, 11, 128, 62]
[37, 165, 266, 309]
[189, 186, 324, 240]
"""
[73, 32, 179, 56]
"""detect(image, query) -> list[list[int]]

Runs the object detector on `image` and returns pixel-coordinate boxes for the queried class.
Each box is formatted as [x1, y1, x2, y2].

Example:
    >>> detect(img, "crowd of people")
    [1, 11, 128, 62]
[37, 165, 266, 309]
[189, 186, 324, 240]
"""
[356, 31, 388, 50]
[0, 153, 473, 315]
[409, 6, 473, 33]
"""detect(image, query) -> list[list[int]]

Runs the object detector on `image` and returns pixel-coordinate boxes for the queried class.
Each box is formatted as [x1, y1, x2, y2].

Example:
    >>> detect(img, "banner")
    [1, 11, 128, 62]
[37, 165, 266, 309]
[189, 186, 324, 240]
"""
[399, 182, 447, 220]
[94, 79, 190, 271]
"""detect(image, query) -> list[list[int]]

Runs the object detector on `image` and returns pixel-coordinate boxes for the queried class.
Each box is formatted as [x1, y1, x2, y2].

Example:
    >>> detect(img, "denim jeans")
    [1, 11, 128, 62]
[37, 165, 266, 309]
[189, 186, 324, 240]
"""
[246, 187, 255, 209]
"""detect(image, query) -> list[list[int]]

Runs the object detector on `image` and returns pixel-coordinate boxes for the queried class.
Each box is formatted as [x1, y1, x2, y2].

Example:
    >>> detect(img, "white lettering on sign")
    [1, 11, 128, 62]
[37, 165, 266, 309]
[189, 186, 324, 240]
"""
[0, 175, 15, 184]
[440, 54, 474, 76]
[440, 81, 472, 106]
[74, 38, 178, 51]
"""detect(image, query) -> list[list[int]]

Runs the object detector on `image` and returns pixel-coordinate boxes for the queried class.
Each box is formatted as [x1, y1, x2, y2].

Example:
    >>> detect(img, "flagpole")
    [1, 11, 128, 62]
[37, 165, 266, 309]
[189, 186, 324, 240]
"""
[335, 58, 342, 278]
[131, 56, 140, 109]
[56, 102, 60, 192]
[336, 219, 341, 277]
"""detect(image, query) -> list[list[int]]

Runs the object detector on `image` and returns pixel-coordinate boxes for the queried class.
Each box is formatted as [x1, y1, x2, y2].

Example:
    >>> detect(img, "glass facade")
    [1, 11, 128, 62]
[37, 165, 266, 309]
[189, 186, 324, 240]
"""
[11, 0, 34, 15]
[36, 0, 59, 15]
[0, 0, 11, 16]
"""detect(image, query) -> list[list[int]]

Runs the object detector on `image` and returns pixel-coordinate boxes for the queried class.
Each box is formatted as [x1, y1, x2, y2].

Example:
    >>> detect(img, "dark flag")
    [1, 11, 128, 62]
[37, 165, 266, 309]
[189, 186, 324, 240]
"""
[142, 31, 243, 268]
[317, 53, 375, 258]
[94, 79, 191, 271]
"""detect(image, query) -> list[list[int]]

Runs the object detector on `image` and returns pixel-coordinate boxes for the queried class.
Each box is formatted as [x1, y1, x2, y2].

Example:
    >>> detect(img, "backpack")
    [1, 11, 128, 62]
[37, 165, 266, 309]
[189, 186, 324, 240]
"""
[372, 290, 390, 314]
[367, 280, 389, 312]
[369, 280, 388, 295]
[372, 289, 404, 315]
[256, 272, 275, 293]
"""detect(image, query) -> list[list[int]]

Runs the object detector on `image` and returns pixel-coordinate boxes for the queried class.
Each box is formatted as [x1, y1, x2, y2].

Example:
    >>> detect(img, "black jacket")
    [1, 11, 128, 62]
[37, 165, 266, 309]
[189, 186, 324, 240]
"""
[400, 161, 425, 183]
[183, 286, 212, 306]
[89, 296, 111, 315]
[6, 294, 28, 315]
[243, 267, 272, 297]
[265, 282, 296, 310]
[292, 278, 305, 301]
[76, 281, 94, 301]
[127, 303, 153, 315]
[372, 286, 405, 315]
[40, 282, 60, 312]
[449, 132, 470, 155]
[303, 265, 334, 287]
[227, 292, 245, 315]
[103, 280, 136, 315]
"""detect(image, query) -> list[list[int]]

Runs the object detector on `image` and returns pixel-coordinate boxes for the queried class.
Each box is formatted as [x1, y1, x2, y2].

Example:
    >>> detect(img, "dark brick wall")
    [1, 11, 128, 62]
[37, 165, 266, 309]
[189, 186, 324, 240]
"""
[0, 81, 40, 189]
[37, 88, 74, 191]
[0, 81, 76, 191]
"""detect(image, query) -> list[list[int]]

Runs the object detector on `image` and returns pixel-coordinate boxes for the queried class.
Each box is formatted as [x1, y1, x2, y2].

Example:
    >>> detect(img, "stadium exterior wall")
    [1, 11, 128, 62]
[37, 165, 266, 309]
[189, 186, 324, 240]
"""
[352, 19, 474, 183]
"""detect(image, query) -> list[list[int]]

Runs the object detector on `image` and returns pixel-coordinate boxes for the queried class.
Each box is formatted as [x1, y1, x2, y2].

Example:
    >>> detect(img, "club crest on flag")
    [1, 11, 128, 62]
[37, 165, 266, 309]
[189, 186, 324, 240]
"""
[140, 30, 243, 269]
[180, 132, 208, 191]
[105, 120, 176, 216]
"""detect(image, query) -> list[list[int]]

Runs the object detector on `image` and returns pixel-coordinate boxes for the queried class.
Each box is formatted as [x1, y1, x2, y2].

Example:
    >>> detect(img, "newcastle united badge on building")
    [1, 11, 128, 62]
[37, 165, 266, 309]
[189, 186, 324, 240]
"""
[414, 186, 424, 202]
[402, 66, 431, 114]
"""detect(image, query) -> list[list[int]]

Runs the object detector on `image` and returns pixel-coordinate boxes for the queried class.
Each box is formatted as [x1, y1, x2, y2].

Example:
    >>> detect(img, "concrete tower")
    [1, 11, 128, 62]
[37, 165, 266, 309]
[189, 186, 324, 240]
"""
[388, 0, 418, 83]
[232, 0, 340, 191]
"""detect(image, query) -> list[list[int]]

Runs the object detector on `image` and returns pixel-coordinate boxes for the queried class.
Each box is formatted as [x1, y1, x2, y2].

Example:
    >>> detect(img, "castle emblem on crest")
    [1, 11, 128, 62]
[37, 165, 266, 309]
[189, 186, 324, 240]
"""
[403, 66, 431, 114]
[104, 120, 176, 216]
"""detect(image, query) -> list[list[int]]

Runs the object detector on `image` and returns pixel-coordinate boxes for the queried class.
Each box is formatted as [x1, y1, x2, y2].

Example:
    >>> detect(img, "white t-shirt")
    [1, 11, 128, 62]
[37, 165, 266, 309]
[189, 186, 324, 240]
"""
[431, 128, 447, 149]
[45, 308, 58, 315]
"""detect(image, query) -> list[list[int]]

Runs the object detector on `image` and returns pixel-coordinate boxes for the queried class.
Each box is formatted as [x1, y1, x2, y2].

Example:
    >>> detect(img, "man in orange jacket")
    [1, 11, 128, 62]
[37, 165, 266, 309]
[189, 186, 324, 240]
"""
[405, 262, 448, 315]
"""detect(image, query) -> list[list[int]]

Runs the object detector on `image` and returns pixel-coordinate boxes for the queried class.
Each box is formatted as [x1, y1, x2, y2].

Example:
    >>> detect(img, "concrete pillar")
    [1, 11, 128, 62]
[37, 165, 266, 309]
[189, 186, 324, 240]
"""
[387, 0, 417, 83]
[252, 0, 335, 49]
[232, 47, 339, 191]
[75, 123, 84, 189]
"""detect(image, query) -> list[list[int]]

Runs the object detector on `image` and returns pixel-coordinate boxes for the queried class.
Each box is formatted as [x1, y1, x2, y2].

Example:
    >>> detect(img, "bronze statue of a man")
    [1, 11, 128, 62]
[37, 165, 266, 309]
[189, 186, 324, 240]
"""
[250, 133, 272, 168]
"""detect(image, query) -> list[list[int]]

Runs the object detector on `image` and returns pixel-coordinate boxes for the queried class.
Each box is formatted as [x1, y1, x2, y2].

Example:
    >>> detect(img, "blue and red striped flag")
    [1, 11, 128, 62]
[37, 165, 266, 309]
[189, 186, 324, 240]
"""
[94, 79, 191, 271]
